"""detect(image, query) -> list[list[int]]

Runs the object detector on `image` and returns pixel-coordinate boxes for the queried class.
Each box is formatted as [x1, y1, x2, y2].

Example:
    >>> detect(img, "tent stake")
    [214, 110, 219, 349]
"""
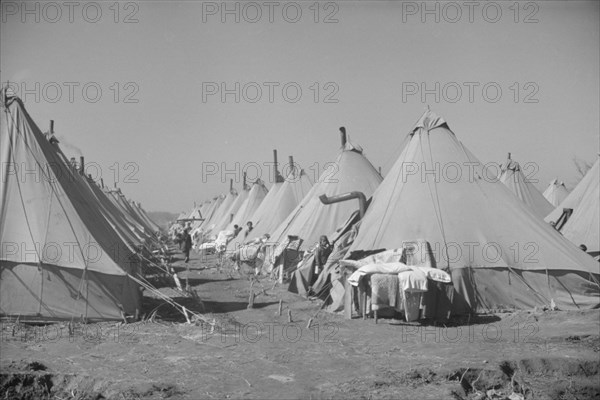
[248, 291, 255, 309]
[182, 307, 191, 324]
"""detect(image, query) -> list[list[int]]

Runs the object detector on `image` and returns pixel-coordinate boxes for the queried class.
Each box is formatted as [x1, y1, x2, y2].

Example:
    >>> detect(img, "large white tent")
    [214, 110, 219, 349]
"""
[268, 136, 382, 250]
[1, 92, 141, 320]
[548, 158, 599, 254]
[349, 110, 599, 313]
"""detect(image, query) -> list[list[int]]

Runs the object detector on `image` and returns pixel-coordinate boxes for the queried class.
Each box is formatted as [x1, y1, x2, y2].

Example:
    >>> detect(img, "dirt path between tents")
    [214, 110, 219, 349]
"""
[2, 252, 599, 399]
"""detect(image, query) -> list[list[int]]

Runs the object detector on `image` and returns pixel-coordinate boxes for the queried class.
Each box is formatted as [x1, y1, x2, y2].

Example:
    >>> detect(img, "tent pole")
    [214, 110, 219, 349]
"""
[273, 149, 278, 183]
[339, 127, 346, 147]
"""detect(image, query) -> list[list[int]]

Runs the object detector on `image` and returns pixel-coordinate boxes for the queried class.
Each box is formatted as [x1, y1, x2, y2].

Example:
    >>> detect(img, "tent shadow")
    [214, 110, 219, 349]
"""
[141, 296, 279, 322]
[202, 300, 279, 314]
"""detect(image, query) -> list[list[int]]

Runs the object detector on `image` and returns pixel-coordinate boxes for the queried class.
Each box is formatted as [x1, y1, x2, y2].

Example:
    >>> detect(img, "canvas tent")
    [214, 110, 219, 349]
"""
[547, 158, 599, 254]
[543, 179, 570, 207]
[227, 164, 313, 252]
[245, 167, 313, 243]
[130, 201, 161, 233]
[546, 157, 599, 225]
[349, 110, 599, 313]
[209, 186, 248, 235]
[268, 135, 382, 250]
[201, 191, 236, 233]
[1, 91, 141, 320]
[225, 179, 268, 232]
[498, 155, 554, 219]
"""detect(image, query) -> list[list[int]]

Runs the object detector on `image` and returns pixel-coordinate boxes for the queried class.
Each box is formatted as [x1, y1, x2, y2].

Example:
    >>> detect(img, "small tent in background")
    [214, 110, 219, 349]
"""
[349, 110, 599, 314]
[1, 91, 141, 320]
[84, 176, 149, 249]
[194, 196, 223, 230]
[237, 150, 287, 238]
[209, 183, 249, 235]
[498, 154, 554, 219]
[227, 157, 314, 252]
[201, 190, 236, 233]
[131, 201, 161, 233]
[225, 179, 268, 232]
[548, 158, 599, 255]
[268, 128, 382, 250]
[546, 157, 599, 224]
[543, 179, 570, 207]
[245, 163, 313, 243]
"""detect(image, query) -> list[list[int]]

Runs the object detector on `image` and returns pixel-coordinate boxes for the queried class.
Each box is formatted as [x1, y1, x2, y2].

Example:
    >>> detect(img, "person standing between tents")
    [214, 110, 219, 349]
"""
[314, 235, 332, 277]
[182, 228, 193, 263]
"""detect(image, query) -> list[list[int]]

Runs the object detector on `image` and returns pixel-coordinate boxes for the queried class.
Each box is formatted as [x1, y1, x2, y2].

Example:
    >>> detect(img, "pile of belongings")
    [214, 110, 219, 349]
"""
[343, 244, 453, 322]
[195, 230, 234, 255]
[229, 234, 271, 273]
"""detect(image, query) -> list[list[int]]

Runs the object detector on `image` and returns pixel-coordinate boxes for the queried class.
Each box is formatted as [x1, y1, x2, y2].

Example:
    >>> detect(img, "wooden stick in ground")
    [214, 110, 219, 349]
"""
[306, 318, 313, 329]
[287, 309, 292, 323]
[173, 273, 183, 291]
[248, 291, 255, 309]
[278, 299, 282, 316]
[182, 306, 191, 324]
[185, 266, 190, 291]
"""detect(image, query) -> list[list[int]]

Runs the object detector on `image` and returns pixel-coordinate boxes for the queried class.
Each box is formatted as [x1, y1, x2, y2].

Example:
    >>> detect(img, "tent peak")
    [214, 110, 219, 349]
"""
[410, 109, 450, 135]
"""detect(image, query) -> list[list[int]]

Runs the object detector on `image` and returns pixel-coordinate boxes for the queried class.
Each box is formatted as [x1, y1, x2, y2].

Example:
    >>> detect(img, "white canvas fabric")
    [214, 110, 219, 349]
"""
[349, 110, 599, 313]
[1, 91, 140, 320]
[499, 157, 554, 219]
[225, 180, 268, 232]
[558, 159, 599, 253]
[245, 169, 313, 243]
[543, 179, 570, 207]
[269, 141, 382, 249]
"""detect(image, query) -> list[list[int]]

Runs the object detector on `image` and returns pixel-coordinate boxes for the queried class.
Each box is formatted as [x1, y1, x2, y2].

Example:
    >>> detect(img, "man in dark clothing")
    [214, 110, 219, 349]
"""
[182, 228, 193, 263]
[314, 235, 332, 276]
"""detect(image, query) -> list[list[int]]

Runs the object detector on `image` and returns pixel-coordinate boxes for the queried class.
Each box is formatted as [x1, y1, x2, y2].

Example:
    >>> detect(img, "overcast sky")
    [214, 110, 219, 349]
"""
[2, 1, 598, 213]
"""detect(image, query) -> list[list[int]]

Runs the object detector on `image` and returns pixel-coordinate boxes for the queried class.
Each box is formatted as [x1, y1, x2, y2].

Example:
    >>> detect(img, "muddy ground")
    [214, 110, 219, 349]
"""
[1, 251, 599, 400]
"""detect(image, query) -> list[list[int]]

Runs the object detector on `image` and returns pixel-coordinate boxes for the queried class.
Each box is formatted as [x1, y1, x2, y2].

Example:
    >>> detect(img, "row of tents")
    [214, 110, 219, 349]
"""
[178, 110, 599, 314]
[1, 89, 165, 321]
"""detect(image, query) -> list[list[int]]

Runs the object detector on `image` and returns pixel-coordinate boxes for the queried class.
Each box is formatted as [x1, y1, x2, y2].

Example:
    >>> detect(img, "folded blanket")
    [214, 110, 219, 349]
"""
[347, 262, 411, 286]
[370, 274, 400, 310]
[415, 266, 451, 283]
[398, 269, 428, 292]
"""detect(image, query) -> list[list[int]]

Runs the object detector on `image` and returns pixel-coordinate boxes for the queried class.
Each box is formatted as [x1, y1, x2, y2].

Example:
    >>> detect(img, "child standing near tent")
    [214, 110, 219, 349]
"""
[314, 235, 332, 277]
